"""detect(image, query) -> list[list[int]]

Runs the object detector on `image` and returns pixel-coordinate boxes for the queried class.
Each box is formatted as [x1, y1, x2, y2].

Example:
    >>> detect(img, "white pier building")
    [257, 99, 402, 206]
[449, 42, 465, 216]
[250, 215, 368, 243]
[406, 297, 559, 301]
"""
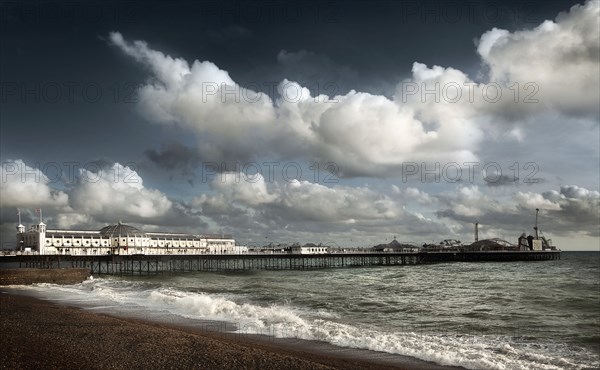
[16, 221, 236, 256]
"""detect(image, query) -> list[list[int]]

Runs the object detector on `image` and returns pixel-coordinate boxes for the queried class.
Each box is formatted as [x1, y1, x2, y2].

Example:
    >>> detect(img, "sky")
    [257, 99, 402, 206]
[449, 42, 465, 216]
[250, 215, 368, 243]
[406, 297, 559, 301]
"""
[1, 0, 598, 250]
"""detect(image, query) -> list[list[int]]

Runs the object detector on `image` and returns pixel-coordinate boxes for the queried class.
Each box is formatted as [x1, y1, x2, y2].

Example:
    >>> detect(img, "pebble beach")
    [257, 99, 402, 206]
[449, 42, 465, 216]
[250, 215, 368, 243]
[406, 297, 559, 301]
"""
[0, 292, 443, 370]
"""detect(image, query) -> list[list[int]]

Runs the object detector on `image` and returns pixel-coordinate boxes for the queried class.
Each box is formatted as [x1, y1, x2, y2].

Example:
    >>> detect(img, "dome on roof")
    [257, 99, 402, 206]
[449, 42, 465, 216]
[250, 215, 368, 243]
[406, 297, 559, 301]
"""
[467, 238, 516, 251]
[99, 222, 146, 237]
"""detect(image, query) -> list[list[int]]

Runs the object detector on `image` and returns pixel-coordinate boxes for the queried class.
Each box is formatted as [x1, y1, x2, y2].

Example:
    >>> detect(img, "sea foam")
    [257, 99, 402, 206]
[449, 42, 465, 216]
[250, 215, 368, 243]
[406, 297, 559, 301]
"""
[11, 278, 598, 370]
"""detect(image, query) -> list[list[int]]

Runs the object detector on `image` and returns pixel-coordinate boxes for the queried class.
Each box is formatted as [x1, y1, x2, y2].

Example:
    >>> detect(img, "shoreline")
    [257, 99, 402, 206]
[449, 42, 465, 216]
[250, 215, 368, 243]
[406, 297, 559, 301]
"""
[0, 291, 464, 370]
[0, 268, 90, 285]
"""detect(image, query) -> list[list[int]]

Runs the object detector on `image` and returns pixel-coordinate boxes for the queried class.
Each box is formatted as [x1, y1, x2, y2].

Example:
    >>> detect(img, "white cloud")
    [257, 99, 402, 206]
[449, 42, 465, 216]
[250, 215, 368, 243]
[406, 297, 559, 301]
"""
[397, 1, 599, 159]
[437, 184, 600, 238]
[437, 186, 511, 219]
[211, 173, 279, 206]
[53, 213, 95, 229]
[405, 187, 434, 205]
[515, 192, 562, 211]
[478, 0, 600, 116]
[277, 180, 401, 222]
[195, 174, 400, 223]
[11, 2, 590, 249]
[109, 32, 481, 177]
[109, 0, 598, 179]
[0, 159, 68, 208]
[396, 62, 487, 155]
[192, 174, 451, 241]
[543, 185, 600, 228]
[109, 31, 277, 163]
[70, 163, 172, 220]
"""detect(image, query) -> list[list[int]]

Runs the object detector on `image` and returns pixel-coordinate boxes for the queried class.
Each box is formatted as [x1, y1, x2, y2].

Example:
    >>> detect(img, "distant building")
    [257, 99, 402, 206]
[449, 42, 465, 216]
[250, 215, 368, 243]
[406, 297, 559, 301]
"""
[372, 239, 420, 253]
[466, 238, 517, 251]
[16, 221, 235, 255]
[289, 244, 328, 254]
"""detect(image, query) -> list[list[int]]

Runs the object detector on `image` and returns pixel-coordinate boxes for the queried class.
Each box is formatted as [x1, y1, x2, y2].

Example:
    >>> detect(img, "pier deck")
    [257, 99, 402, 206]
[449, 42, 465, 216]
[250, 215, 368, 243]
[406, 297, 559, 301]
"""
[0, 251, 561, 275]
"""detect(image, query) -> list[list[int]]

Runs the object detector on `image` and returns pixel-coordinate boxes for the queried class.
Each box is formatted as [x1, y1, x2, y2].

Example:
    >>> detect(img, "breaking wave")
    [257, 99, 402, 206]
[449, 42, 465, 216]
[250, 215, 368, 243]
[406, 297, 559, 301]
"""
[12, 277, 599, 370]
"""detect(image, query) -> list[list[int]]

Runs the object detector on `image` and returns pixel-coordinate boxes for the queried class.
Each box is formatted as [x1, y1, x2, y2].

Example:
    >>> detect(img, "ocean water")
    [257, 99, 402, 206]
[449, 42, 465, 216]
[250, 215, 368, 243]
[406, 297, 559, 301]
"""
[9, 251, 600, 369]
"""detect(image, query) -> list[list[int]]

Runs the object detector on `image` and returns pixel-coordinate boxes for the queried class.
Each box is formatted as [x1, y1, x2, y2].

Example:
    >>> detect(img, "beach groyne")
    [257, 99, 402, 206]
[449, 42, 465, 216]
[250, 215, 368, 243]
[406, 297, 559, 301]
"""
[0, 268, 90, 285]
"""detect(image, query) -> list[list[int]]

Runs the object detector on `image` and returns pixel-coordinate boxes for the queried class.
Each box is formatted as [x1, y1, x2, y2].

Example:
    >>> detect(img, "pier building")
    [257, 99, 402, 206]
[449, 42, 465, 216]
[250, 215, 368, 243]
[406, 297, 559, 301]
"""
[16, 220, 235, 256]
[289, 244, 328, 254]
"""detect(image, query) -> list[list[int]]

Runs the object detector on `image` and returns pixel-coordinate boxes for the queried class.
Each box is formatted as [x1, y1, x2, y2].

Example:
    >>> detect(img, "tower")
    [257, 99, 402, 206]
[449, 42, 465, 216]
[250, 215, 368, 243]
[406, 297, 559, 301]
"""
[16, 208, 25, 251]
[37, 221, 46, 254]
[36, 209, 46, 254]
[534, 208, 540, 239]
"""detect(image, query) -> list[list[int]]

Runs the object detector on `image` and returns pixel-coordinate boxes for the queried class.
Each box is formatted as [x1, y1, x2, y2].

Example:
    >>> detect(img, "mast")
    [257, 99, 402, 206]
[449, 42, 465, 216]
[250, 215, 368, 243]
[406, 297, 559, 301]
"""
[16, 208, 25, 234]
[534, 208, 539, 239]
[35, 208, 43, 224]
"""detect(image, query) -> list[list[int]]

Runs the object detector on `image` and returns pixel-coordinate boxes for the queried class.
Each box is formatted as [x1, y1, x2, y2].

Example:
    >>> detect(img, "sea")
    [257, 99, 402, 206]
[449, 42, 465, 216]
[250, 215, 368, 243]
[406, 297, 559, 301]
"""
[5, 251, 600, 370]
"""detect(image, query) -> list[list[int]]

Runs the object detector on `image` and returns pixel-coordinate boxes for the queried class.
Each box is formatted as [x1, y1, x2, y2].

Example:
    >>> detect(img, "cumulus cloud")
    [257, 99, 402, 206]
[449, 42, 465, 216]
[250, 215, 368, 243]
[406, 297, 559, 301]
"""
[109, 2, 598, 179]
[540, 185, 600, 229]
[437, 184, 600, 238]
[0, 160, 96, 240]
[6, 3, 593, 248]
[212, 173, 279, 206]
[69, 163, 173, 221]
[0, 159, 68, 208]
[402, 187, 435, 205]
[195, 173, 395, 222]
[395, 0, 599, 156]
[109, 31, 278, 163]
[0, 159, 212, 247]
[514, 191, 562, 211]
[478, 0, 599, 117]
[517, 185, 600, 237]
[108, 31, 484, 177]
[52, 212, 95, 230]
[192, 173, 451, 241]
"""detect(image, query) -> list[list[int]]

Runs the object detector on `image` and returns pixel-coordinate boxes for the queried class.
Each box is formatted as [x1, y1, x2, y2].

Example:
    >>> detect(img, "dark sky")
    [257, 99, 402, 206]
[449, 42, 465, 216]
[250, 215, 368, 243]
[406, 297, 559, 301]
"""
[1, 0, 578, 165]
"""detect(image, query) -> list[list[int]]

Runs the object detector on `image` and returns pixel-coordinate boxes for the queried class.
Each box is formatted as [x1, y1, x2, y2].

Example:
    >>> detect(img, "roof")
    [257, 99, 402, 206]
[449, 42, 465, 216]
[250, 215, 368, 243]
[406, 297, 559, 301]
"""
[99, 222, 146, 237]
[373, 239, 420, 250]
[467, 238, 517, 251]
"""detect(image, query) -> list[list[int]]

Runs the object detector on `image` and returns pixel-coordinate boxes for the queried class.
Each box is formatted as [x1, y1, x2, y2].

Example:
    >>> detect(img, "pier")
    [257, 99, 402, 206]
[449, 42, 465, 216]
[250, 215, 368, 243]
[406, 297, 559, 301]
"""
[0, 250, 561, 276]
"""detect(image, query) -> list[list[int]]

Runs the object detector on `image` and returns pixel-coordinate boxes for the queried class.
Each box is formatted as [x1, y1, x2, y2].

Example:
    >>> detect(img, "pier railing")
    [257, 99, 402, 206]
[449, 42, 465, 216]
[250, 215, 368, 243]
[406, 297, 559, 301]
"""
[0, 250, 561, 275]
